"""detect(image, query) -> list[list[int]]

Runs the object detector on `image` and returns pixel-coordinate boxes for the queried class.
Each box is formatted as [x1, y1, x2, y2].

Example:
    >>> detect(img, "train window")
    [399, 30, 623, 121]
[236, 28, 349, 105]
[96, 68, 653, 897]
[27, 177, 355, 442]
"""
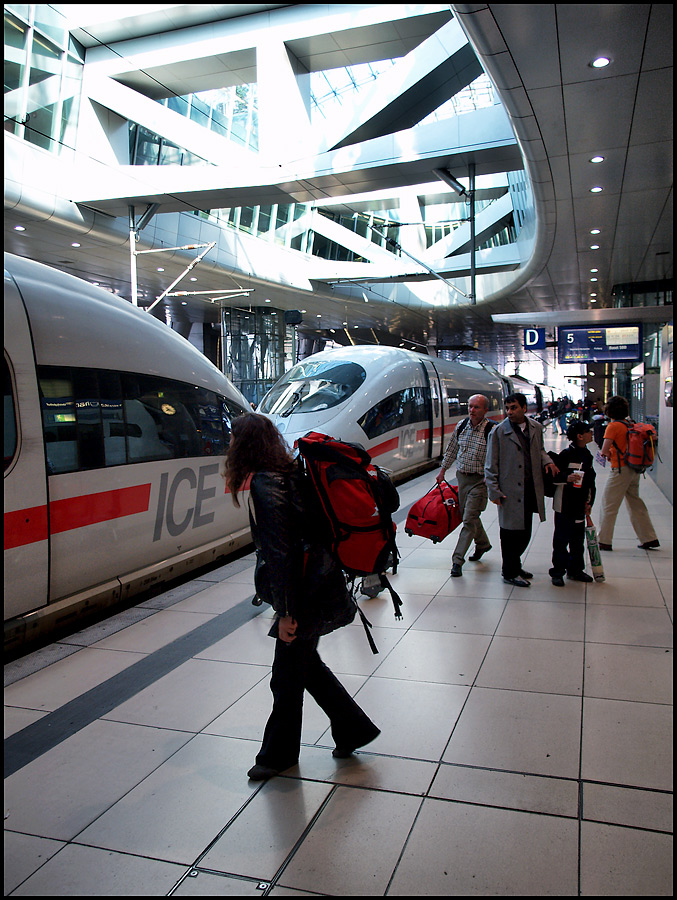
[4, 357, 18, 472]
[358, 386, 428, 440]
[39, 367, 79, 474]
[220, 397, 246, 448]
[99, 371, 127, 466]
[72, 368, 106, 470]
[121, 374, 203, 461]
[258, 360, 366, 416]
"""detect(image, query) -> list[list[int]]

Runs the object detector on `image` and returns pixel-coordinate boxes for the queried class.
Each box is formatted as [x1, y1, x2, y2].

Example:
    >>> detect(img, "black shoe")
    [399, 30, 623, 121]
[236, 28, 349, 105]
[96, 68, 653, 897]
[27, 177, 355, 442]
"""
[247, 764, 280, 781]
[503, 575, 531, 587]
[468, 545, 491, 562]
[520, 569, 534, 580]
[599, 543, 613, 551]
[567, 571, 593, 583]
[551, 575, 565, 587]
[333, 726, 381, 758]
[450, 563, 463, 577]
[638, 540, 660, 550]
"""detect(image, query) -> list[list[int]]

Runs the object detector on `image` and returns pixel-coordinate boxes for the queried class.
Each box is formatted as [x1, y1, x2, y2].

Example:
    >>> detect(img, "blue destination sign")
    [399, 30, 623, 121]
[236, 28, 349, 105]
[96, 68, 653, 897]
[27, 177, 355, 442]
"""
[557, 324, 642, 363]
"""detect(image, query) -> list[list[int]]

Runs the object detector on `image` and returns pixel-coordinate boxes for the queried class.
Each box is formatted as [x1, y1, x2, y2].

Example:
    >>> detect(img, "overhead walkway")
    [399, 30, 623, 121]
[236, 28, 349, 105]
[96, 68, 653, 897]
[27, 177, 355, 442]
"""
[4, 433, 672, 896]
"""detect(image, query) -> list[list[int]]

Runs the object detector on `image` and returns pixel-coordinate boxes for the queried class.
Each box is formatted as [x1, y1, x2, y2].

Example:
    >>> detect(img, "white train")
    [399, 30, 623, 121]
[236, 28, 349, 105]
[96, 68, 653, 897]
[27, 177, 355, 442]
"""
[257, 345, 545, 477]
[4, 252, 252, 649]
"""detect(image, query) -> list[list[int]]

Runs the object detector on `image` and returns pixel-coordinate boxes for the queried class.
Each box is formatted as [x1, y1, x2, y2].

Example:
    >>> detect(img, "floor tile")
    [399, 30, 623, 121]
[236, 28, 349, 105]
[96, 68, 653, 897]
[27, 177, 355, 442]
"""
[582, 782, 673, 832]
[169, 579, 256, 613]
[10, 843, 186, 896]
[3, 831, 65, 895]
[412, 595, 508, 635]
[76, 735, 261, 864]
[443, 687, 582, 778]
[373, 629, 491, 685]
[200, 778, 333, 880]
[314, 624, 406, 676]
[476, 635, 584, 695]
[101, 657, 270, 732]
[585, 605, 673, 647]
[352, 677, 470, 761]
[355, 591, 434, 630]
[430, 763, 579, 817]
[283, 744, 437, 795]
[584, 643, 673, 703]
[174, 872, 265, 895]
[194, 614, 280, 664]
[585, 575, 671, 607]
[388, 798, 578, 895]
[497, 599, 586, 641]
[90, 609, 217, 654]
[581, 697, 673, 791]
[3, 706, 48, 739]
[388, 567, 451, 595]
[4, 720, 192, 841]
[4, 647, 146, 714]
[278, 786, 421, 895]
[579, 821, 673, 895]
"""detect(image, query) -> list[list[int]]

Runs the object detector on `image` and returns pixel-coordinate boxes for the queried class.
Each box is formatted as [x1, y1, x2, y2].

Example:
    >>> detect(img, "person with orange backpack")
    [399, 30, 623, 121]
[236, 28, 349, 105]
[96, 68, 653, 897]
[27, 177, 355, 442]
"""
[597, 395, 660, 551]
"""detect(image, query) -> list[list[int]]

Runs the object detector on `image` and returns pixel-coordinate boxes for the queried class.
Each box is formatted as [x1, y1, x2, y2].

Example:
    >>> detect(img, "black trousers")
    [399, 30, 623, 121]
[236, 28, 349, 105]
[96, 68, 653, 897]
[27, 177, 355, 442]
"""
[550, 512, 586, 576]
[499, 514, 533, 578]
[256, 635, 378, 769]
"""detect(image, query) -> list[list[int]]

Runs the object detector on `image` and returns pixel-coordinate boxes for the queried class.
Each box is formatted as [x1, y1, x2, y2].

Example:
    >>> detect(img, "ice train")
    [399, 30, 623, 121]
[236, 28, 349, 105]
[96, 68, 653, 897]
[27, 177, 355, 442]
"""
[257, 345, 548, 477]
[4, 252, 551, 649]
[4, 253, 252, 650]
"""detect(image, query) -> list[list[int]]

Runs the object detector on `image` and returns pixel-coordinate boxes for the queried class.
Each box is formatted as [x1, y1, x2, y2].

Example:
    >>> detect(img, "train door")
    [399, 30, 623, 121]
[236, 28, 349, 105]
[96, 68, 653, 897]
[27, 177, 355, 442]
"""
[420, 358, 444, 459]
[4, 273, 50, 618]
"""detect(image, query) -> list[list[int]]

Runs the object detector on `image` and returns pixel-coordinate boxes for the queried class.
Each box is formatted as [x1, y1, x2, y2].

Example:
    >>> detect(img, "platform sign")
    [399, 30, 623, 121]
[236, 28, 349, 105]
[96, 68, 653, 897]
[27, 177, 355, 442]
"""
[524, 328, 546, 350]
[557, 324, 642, 363]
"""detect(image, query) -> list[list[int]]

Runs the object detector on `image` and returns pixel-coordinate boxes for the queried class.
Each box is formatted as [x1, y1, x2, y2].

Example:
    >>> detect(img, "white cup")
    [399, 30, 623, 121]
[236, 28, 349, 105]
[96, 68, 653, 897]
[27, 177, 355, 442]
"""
[571, 470, 584, 488]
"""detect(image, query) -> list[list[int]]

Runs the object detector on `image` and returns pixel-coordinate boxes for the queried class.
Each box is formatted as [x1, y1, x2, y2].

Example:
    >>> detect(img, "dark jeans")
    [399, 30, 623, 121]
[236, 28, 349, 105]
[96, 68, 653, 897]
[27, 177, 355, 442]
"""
[550, 512, 586, 576]
[256, 635, 378, 769]
[499, 514, 533, 578]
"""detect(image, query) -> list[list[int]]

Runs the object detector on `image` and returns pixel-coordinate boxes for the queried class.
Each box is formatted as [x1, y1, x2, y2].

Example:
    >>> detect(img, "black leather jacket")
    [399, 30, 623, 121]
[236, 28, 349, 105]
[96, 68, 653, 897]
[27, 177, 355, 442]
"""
[249, 469, 304, 620]
[249, 467, 354, 639]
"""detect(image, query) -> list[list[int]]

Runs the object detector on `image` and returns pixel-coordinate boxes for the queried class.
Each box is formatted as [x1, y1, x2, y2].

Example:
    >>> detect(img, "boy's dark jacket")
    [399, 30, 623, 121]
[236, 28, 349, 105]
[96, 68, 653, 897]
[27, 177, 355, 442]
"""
[546, 443, 596, 519]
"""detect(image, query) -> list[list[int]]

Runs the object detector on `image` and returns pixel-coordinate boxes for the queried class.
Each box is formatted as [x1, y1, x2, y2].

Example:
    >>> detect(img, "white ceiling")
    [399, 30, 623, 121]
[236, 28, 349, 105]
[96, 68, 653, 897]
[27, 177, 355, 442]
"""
[5, 4, 673, 357]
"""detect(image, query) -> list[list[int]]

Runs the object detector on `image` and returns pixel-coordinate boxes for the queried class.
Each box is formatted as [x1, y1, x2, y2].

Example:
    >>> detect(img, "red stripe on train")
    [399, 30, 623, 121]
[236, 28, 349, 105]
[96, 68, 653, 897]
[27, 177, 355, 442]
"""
[369, 437, 399, 457]
[4, 483, 152, 549]
[4, 505, 49, 550]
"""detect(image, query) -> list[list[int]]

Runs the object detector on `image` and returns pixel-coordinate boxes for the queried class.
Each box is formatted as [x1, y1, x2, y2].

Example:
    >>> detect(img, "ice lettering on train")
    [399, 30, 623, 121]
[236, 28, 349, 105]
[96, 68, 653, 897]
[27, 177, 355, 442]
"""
[401, 427, 417, 458]
[153, 463, 220, 541]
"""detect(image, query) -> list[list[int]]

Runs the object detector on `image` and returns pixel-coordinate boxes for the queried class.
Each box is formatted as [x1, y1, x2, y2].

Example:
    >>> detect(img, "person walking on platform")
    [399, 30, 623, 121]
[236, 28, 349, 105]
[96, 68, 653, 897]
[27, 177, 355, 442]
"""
[547, 420, 597, 586]
[485, 393, 559, 587]
[223, 414, 380, 781]
[436, 394, 495, 577]
[597, 396, 660, 551]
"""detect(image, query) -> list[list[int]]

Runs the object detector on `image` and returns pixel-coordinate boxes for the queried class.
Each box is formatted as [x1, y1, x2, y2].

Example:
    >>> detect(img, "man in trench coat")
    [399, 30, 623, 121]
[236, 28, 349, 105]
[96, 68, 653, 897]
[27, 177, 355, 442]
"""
[485, 393, 559, 586]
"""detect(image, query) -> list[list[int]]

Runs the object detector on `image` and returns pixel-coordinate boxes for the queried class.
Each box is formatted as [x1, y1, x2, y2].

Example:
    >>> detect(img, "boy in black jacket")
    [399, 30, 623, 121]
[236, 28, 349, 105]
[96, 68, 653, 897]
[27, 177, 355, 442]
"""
[548, 420, 597, 586]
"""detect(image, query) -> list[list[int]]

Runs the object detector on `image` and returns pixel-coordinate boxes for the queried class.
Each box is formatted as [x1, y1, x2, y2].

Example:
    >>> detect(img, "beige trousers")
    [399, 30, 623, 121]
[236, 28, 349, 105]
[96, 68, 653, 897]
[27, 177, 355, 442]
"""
[598, 466, 657, 546]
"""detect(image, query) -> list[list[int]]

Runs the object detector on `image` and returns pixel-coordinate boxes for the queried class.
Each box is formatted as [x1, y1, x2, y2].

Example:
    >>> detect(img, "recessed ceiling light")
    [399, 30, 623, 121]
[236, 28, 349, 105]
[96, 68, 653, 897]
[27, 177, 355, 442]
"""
[190, 277, 197, 281]
[265, 298, 271, 302]
[591, 277, 598, 282]
[590, 293, 597, 297]
[71, 242, 81, 247]
[316, 314, 322, 318]
[591, 57, 611, 68]
[157, 267, 164, 272]
[14, 225, 25, 231]
[590, 297, 598, 302]
[590, 186, 603, 193]
[591, 268, 598, 273]
[590, 156, 605, 163]
[590, 244, 600, 250]
[590, 229, 600, 234]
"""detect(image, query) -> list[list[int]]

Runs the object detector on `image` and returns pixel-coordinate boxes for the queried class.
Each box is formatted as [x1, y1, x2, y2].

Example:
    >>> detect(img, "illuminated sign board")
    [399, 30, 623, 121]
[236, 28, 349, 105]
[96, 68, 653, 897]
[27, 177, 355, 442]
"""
[557, 325, 642, 363]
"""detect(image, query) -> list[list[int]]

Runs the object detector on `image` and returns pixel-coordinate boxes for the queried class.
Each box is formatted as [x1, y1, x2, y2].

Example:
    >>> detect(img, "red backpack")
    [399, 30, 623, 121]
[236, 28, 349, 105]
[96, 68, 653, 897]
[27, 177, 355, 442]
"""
[613, 420, 659, 473]
[296, 432, 403, 628]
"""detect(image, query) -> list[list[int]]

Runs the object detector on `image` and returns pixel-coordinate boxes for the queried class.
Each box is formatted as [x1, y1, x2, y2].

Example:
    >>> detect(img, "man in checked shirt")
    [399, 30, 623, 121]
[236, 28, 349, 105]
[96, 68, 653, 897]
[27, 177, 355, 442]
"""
[436, 394, 495, 577]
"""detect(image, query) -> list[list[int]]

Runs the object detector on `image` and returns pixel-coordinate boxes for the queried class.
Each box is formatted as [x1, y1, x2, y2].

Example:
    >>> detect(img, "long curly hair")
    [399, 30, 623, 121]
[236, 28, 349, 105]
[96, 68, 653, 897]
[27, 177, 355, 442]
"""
[223, 413, 294, 506]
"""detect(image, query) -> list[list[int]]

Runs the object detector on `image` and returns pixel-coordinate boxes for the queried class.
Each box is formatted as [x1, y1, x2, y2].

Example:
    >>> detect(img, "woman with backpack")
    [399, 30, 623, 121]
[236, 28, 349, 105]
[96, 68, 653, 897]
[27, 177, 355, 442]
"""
[597, 396, 660, 551]
[223, 414, 380, 781]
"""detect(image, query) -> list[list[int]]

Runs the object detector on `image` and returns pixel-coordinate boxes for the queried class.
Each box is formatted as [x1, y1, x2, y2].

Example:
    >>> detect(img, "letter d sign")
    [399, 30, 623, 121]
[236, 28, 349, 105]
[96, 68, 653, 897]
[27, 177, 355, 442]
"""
[524, 328, 545, 350]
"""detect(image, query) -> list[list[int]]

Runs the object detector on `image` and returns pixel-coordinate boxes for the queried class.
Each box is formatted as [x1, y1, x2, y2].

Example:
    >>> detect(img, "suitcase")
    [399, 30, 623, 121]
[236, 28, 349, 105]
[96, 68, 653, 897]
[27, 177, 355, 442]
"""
[404, 481, 462, 543]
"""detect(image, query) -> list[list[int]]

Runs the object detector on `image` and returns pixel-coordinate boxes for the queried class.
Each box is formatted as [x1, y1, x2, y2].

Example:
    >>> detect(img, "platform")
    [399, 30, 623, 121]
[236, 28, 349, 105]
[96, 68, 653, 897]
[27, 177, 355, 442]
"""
[4, 432, 673, 896]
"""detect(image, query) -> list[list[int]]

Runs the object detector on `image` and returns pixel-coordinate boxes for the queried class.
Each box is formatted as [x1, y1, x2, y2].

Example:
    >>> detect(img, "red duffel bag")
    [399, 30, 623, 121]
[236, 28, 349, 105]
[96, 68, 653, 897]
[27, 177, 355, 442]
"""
[404, 481, 462, 543]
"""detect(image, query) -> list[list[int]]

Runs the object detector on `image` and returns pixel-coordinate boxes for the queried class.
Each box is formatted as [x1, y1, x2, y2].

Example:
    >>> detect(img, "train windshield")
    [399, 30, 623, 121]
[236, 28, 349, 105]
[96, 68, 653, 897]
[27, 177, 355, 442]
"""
[259, 360, 366, 417]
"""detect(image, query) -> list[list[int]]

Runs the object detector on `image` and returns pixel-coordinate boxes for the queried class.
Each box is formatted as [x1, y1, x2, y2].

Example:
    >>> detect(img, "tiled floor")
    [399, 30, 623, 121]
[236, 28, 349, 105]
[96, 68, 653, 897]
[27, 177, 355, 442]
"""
[4, 433, 673, 895]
